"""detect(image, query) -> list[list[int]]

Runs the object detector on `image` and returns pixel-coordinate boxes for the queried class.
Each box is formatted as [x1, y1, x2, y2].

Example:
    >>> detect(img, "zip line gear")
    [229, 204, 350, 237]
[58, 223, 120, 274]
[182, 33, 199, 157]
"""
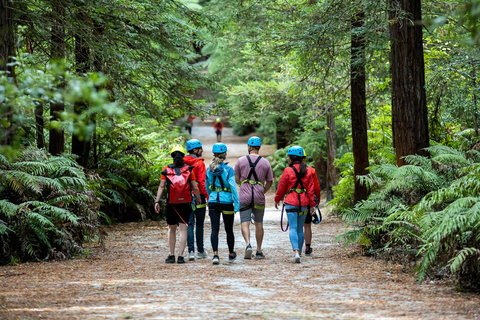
[239, 155, 265, 212]
[287, 145, 304, 157]
[280, 203, 288, 232]
[287, 165, 306, 208]
[170, 144, 186, 155]
[247, 136, 261, 147]
[186, 139, 202, 151]
[212, 142, 227, 154]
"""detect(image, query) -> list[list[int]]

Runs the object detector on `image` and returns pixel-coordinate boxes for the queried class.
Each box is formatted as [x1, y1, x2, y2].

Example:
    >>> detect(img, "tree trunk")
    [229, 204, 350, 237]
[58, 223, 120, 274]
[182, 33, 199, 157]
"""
[35, 104, 45, 149]
[72, 25, 91, 168]
[389, 0, 429, 166]
[0, 0, 16, 146]
[326, 111, 338, 201]
[49, 0, 65, 155]
[472, 60, 478, 137]
[351, 9, 370, 203]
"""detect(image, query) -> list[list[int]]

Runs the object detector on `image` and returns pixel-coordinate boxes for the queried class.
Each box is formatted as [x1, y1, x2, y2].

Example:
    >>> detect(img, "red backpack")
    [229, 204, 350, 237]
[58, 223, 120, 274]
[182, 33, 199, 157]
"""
[162, 165, 194, 203]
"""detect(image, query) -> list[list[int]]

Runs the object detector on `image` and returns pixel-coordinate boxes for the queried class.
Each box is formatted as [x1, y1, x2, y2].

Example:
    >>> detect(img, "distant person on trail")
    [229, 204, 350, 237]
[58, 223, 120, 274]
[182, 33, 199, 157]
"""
[185, 115, 196, 135]
[206, 143, 239, 265]
[155, 145, 201, 264]
[274, 145, 315, 263]
[184, 139, 209, 261]
[302, 150, 321, 256]
[214, 118, 223, 142]
[234, 136, 273, 260]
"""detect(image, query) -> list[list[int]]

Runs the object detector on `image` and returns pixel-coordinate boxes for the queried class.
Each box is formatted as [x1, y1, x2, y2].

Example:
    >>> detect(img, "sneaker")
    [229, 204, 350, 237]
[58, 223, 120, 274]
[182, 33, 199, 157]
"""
[212, 255, 220, 265]
[188, 251, 196, 261]
[165, 255, 176, 264]
[305, 247, 312, 256]
[228, 251, 237, 263]
[177, 256, 185, 264]
[196, 251, 208, 259]
[294, 252, 301, 263]
[255, 251, 265, 259]
[244, 244, 253, 259]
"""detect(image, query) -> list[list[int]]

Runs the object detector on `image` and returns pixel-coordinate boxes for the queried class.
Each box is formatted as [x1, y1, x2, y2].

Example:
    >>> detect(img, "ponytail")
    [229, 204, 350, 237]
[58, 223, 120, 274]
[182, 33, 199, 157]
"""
[209, 152, 227, 172]
[172, 151, 185, 167]
[289, 155, 307, 177]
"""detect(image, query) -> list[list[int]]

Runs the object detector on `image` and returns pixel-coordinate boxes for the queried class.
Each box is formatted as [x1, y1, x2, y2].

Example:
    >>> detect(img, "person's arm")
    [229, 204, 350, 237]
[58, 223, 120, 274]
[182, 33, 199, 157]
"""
[154, 179, 167, 213]
[264, 181, 273, 194]
[228, 169, 240, 212]
[274, 169, 289, 209]
[190, 180, 201, 205]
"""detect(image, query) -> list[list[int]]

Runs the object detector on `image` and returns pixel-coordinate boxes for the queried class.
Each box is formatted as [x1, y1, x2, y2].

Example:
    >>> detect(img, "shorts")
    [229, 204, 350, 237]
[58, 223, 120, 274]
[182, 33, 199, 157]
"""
[166, 203, 193, 225]
[215, 129, 222, 135]
[239, 203, 265, 223]
[304, 210, 313, 224]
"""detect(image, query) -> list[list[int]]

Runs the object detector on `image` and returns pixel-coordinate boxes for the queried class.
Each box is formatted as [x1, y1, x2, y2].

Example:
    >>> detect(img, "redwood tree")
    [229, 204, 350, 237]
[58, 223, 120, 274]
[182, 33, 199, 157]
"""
[351, 9, 370, 203]
[389, 0, 429, 166]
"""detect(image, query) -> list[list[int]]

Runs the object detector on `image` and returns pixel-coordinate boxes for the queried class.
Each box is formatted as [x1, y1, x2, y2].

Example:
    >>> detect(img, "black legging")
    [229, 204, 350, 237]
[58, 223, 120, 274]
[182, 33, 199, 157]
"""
[209, 208, 235, 254]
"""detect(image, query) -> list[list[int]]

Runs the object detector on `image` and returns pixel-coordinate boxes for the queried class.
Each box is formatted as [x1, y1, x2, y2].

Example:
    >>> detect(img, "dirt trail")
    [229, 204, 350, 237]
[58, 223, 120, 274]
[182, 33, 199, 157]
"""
[1, 118, 479, 320]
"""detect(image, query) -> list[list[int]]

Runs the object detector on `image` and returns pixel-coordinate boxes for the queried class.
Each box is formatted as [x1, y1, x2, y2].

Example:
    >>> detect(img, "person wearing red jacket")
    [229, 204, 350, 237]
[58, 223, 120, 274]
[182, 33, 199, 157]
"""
[214, 118, 224, 142]
[303, 150, 321, 256]
[274, 146, 315, 263]
[184, 139, 209, 261]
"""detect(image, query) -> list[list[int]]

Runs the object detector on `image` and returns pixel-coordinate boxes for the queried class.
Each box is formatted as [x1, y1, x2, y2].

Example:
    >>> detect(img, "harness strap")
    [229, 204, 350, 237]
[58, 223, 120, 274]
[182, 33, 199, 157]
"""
[288, 165, 305, 208]
[239, 155, 263, 212]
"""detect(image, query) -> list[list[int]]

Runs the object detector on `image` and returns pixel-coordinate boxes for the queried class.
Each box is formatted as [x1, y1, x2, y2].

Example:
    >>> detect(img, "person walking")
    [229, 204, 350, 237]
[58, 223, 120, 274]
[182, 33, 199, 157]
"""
[213, 118, 223, 142]
[302, 150, 321, 256]
[184, 139, 209, 260]
[185, 115, 196, 135]
[274, 146, 315, 263]
[206, 143, 239, 264]
[235, 136, 273, 259]
[155, 145, 201, 264]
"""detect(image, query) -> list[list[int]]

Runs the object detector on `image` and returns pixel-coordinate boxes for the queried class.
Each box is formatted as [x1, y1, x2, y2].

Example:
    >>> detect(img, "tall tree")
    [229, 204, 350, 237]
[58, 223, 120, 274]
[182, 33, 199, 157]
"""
[350, 9, 370, 203]
[389, 0, 429, 166]
[0, 0, 16, 146]
[72, 10, 91, 167]
[326, 109, 338, 201]
[49, 0, 66, 155]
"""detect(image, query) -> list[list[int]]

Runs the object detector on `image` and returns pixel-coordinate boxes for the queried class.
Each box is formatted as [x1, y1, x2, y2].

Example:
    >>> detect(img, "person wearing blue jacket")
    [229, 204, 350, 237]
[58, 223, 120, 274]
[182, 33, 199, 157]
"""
[206, 143, 240, 264]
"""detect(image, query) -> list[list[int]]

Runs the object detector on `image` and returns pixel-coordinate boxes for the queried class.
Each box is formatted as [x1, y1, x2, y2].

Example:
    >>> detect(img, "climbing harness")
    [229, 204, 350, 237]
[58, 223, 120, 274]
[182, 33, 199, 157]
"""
[239, 155, 264, 224]
[280, 202, 288, 232]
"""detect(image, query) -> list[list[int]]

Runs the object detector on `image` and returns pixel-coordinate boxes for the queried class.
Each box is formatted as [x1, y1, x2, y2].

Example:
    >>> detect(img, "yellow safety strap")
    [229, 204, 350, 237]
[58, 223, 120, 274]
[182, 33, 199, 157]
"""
[196, 203, 207, 208]
[240, 179, 265, 187]
[288, 188, 307, 194]
[223, 210, 235, 215]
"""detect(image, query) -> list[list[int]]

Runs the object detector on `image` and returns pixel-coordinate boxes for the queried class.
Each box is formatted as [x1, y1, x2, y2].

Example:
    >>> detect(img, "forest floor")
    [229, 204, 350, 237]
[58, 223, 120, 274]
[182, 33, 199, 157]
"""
[1, 117, 479, 320]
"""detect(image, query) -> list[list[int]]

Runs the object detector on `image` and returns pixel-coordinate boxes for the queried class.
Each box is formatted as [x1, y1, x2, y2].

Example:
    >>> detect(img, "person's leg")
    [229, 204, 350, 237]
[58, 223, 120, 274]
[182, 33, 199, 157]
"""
[168, 224, 177, 256]
[209, 208, 220, 254]
[239, 208, 253, 258]
[187, 210, 195, 254]
[254, 221, 264, 252]
[297, 213, 307, 253]
[286, 211, 299, 252]
[178, 223, 188, 257]
[241, 221, 250, 245]
[304, 223, 312, 247]
[195, 200, 206, 253]
[223, 212, 235, 254]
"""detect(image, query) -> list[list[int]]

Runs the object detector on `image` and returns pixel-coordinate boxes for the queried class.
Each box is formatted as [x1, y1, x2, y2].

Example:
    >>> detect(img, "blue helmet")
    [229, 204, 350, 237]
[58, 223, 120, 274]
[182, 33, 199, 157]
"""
[212, 143, 227, 154]
[247, 136, 261, 147]
[287, 145, 304, 157]
[186, 139, 202, 151]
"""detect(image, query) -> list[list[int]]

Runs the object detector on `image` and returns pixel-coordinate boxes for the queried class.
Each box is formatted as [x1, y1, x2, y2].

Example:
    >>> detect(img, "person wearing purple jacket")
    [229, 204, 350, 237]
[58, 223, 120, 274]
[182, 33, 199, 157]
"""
[235, 136, 273, 260]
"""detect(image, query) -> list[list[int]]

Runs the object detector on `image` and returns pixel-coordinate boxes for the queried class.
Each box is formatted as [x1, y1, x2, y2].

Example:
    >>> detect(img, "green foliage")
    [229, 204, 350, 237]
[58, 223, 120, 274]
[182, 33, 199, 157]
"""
[336, 145, 480, 290]
[0, 148, 103, 264]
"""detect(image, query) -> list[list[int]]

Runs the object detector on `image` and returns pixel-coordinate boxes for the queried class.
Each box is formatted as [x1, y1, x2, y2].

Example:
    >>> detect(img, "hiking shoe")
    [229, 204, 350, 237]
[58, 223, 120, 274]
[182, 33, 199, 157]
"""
[255, 251, 265, 259]
[177, 256, 185, 264]
[196, 251, 208, 259]
[294, 252, 301, 263]
[188, 251, 196, 261]
[244, 245, 253, 259]
[228, 251, 237, 263]
[165, 255, 176, 264]
[212, 255, 220, 265]
[305, 247, 312, 256]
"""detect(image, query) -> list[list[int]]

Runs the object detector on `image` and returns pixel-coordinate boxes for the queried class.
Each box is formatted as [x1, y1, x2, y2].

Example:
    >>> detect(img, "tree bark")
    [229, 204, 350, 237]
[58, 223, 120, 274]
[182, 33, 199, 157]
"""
[0, 0, 16, 146]
[35, 104, 45, 149]
[49, 0, 65, 155]
[389, 0, 429, 166]
[326, 111, 338, 201]
[351, 9, 370, 203]
[72, 23, 91, 168]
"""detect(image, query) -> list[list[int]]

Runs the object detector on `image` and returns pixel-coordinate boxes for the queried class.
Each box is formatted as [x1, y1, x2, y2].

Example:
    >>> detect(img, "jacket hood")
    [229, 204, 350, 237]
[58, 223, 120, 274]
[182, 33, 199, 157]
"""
[212, 162, 227, 176]
[184, 155, 203, 165]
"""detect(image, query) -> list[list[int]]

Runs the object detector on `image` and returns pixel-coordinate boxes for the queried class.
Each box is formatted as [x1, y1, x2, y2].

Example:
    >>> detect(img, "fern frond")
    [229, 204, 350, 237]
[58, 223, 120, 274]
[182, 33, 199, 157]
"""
[0, 200, 19, 217]
[106, 189, 125, 204]
[0, 154, 10, 169]
[11, 161, 49, 176]
[58, 177, 87, 189]
[51, 166, 85, 179]
[0, 170, 41, 195]
[449, 247, 480, 273]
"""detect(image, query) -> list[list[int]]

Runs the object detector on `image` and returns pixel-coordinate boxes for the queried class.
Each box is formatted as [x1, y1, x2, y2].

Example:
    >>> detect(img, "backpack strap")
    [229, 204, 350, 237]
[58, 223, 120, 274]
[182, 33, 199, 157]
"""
[239, 156, 264, 212]
[209, 172, 232, 203]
